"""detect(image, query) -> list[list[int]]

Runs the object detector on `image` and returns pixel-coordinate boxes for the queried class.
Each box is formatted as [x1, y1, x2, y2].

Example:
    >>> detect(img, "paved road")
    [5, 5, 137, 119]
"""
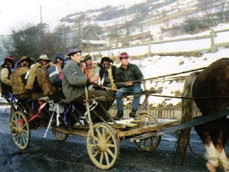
[0, 111, 221, 172]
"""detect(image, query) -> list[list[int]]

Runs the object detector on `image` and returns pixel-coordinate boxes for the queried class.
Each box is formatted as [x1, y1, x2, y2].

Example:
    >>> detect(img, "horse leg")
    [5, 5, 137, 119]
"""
[216, 144, 227, 171]
[224, 120, 229, 171]
[211, 129, 228, 171]
[195, 125, 218, 172]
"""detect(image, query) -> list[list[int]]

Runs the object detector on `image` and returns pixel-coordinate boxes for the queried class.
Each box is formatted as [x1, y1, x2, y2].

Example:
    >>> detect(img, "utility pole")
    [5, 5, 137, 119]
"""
[40, 5, 43, 25]
[38, 5, 43, 53]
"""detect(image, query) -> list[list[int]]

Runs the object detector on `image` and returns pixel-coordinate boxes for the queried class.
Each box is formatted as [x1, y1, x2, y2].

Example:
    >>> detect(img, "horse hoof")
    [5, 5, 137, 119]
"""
[206, 162, 216, 172]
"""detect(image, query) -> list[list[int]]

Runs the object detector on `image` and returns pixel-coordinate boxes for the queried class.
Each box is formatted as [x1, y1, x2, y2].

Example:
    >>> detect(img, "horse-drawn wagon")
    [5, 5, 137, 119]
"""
[7, 84, 182, 170]
[6, 58, 229, 171]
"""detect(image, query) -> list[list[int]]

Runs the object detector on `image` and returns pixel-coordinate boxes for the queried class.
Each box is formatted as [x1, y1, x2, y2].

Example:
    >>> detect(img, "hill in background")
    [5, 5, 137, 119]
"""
[59, 0, 229, 50]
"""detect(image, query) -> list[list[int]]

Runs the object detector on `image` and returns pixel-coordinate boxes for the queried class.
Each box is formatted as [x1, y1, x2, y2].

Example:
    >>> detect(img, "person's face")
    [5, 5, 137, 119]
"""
[120, 57, 129, 66]
[6, 62, 13, 68]
[20, 60, 29, 67]
[85, 60, 93, 68]
[103, 61, 111, 69]
[71, 52, 82, 63]
[56, 58, 64, 66]
[39, 60, 48, 66]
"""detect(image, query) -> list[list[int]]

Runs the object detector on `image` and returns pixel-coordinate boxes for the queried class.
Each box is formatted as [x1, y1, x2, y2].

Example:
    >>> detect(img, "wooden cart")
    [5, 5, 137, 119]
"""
[8, 88, 181, 170]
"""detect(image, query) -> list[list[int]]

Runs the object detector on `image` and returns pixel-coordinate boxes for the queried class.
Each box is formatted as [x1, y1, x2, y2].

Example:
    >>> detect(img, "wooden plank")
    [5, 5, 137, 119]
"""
[52, 126, 89, 137]
[116, 120, 180, 137]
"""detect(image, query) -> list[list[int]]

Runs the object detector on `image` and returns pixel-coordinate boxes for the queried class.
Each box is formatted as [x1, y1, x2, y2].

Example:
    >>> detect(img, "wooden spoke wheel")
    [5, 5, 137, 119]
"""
[134, 114, 161, 152]
[51, 128, 69, 141]
[9, 111, 30, 150]
[87, 123, 119, 169]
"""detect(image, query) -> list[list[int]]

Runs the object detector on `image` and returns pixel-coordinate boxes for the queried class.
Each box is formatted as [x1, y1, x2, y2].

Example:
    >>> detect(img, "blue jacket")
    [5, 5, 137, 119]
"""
[47, 65, 62, 87]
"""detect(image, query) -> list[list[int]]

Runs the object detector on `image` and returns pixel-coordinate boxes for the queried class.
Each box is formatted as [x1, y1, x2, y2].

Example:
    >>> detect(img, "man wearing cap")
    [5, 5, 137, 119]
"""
[10, 56, 32, 100]
[0, 55, 15, 98]
[115, 52, 144, 119]
[62, 48, 107, 117]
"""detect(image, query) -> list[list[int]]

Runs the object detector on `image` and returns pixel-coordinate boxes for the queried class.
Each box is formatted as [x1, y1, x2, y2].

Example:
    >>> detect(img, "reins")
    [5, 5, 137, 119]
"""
[102, 86, 229, 100]
[110, 67, 206, 86]
[97, 67, 229, 100]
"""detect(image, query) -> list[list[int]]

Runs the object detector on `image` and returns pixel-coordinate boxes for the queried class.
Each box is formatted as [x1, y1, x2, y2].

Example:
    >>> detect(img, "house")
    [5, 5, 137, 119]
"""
[81, 27, 107, 51]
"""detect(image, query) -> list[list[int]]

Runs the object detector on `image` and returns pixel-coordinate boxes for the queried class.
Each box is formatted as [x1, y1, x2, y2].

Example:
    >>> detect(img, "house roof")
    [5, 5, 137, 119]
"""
[82, 39, 107, 45]
[82, 27, 106, 45]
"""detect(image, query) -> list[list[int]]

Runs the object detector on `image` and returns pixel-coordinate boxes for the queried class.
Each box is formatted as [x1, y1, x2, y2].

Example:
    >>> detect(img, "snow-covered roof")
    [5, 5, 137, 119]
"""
[82, 40, 107, 45]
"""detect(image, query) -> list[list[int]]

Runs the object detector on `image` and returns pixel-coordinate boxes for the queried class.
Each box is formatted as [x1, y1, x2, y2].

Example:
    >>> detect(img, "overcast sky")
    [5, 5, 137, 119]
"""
[0, 0, 138, 35]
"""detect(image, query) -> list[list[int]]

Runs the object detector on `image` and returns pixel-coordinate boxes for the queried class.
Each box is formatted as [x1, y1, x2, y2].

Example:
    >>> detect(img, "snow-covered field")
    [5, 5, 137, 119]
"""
[133, 48, 229, 107]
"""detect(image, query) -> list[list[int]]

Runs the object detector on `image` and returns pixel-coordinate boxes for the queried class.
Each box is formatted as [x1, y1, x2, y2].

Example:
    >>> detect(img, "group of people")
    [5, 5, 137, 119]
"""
[0, 48, 144, 120]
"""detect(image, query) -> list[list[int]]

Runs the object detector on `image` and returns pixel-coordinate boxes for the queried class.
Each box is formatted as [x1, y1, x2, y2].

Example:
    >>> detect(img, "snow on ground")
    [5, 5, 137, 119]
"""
[142, 48, 229, 78]
[134, 48, 229, 107]
[95, 23, 229, 58]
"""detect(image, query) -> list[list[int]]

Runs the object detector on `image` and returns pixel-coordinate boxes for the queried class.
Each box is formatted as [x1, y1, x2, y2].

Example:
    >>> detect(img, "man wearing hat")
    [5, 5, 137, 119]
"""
[36, 54, 51, 66]
[0, 55, 15, 98]
[10, 56, 32, 100]
[99, 56, 117, 90]
[25, 54, 54, 97]
[18, 56, 32, 68]
[62, 48, 107, 119]
[115, 52, 144, 119]
[83, 54, 100, 82]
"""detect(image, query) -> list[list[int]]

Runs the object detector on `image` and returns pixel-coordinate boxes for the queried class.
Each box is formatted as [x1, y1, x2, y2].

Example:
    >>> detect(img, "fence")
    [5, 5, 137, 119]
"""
[149, 107, 182, 120]
[109, 104, 201, 122]
[148, 107, 201, 120]
[141, 106, 200, 120]
[88, 27, 229, 58]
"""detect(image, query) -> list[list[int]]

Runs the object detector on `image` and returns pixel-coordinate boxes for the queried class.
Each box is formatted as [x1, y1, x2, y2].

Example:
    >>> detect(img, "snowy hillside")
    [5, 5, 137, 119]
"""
[60, 0, 228, 48]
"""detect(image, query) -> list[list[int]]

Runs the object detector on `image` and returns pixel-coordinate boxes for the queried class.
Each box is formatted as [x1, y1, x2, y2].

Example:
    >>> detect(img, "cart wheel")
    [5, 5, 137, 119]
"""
[9, 111, 30, 150]
[51, 128, 69, 141]
[134, 114, 161, 152]
[87, 122, 119, 169]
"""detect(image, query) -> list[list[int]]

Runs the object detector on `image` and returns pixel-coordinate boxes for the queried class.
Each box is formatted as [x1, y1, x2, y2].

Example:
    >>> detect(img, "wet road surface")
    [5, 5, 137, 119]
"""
[0, 111, 225, 172]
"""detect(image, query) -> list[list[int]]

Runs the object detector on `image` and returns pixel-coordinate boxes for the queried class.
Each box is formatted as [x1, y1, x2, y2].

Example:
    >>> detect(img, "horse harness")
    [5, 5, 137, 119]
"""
[157, 108, 229, 136]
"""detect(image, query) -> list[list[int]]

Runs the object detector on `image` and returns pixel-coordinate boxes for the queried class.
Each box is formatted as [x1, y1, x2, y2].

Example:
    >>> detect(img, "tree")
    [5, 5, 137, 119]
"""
[108, 26, 121, 48]
[4, 23, 70, 62]
[218, 0, 229, 23]
[4, 24, 47, 61]
[199, 0, 226, 25]
[50, 24, 72, 53]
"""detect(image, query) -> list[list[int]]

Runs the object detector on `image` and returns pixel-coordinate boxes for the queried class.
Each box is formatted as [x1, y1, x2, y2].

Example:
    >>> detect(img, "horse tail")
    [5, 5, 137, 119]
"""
[176, 72, 199, 162]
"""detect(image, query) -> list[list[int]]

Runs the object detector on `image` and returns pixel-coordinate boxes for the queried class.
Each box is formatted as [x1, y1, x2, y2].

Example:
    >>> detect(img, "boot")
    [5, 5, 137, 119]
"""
[114, 111, 123, 120]
[129, 111, 136, 118]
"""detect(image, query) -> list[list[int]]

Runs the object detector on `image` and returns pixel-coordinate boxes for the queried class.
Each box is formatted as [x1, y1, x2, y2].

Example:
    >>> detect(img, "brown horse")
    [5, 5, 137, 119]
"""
[177, 58, 229, 172]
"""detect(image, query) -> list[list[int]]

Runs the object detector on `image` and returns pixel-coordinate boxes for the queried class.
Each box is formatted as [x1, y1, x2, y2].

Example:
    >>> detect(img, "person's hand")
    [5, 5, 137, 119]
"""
[125, 81, 133, 86]
[90, 76, 99, 83]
